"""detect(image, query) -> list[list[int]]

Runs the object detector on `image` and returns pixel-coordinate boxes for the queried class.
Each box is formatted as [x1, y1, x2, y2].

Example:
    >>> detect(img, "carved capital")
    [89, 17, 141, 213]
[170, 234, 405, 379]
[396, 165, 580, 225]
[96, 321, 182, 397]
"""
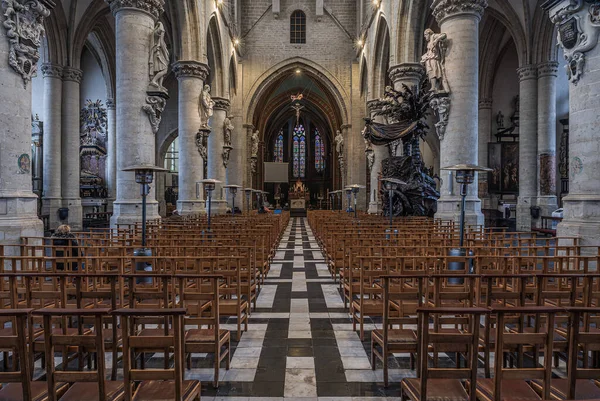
[62, 67, 83, 83]
[1, 0, 53, 87]
[243, 124, 255, 131]
[105, 0, 165, 19]
[517, 65, 538, 82]
[388, 63, 425, 85]
[432, 0, 487, 23]
[538, 61, 560, 78]
[543, 0, 600, 84]
[212, 97, 231, 112]
[340, 124, 352, 130]
[41, 63, 63, 78]
[106, 98, 116, 110]
[172, 60, 210, 80]
[479, 98, 493, 109]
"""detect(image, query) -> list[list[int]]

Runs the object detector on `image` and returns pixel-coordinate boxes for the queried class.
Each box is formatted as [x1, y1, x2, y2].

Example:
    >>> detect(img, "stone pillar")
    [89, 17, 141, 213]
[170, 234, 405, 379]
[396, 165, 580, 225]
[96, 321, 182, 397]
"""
[366, 100, 386, 214]
[0, 0, 53, 246]
[432, 0, 487, 226]
[41, 63, 63, 230]
[478, 98, 493, 208]
[243, 124, 255, 210]
[60, 67, 83, 231]
[544, 0, 600, 248]
[207, 98, 230, 214]
[516, 65, 538, 231]
[107, 0, 165, 227]
[536, 61, 559, 217]
[105, 98, 117, 211]
[172, 61, 209, 216]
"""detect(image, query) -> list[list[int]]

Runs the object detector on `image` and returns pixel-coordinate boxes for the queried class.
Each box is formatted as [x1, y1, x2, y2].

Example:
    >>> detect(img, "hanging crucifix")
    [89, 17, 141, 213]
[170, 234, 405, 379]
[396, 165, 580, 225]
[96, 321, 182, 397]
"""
[291, 102, 305, 127]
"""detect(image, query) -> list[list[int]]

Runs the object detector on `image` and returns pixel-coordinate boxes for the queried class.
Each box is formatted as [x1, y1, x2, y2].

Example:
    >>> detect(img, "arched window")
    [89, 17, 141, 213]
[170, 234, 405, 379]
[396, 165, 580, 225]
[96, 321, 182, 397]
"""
[290, 10, 306, 44]
[315, 129, 325, 172]
[274, 130, 284, 162]
[293, 124, 306, 178]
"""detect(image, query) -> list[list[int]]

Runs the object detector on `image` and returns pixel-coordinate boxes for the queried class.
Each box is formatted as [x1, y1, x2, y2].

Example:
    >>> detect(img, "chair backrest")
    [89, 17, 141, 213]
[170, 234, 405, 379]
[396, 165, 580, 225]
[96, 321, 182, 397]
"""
[176, 274, 221, 334]
[113, 308, 186, 401]
[491, 306, 561, 401]
[0, 309, 33, 400]
[565, 306, 600, 400]
[382, 274, 427, 343]
[33, 308, 111, 401]
[416, 306, 488, 401]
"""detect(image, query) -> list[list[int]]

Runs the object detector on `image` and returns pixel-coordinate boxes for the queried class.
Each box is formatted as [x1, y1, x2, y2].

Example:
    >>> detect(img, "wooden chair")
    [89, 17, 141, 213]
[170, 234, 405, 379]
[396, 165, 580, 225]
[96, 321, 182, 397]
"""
[371, 274, 426, 386]
[176, 274, 230, 387]
[400, 306, 487, 401]
[114, 307, 201, 401]
[34, 308, 125, 401]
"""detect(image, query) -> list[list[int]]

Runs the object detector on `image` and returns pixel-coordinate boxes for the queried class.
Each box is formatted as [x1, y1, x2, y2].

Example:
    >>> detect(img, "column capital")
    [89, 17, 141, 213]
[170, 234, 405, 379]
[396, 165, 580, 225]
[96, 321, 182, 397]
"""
[212, 97, 231, 112]
[432, 0, 488, 24]
[388, 63, 425, 85]
[41, 63, 63, 79]
[478, 98, 493, 109]
[538, 61, 560, 78]
[62, 67, 83, 83]
[340, 124, 352, 130]
[105, 0, 165, 19]
[172, 60, 210, 80]
[517, 65, 538, 82]
[106, 98, 116, 110]
[243, 124, 255, 130]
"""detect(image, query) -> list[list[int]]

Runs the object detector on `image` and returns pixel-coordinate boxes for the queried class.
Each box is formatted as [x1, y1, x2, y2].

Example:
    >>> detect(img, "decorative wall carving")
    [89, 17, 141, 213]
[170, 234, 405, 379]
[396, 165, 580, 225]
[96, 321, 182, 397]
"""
[142, 95, 167, 134]
[106, 0, 165, 19]
[430, 96, 450, 141]
[148, 21, 169, 91]
[172, 61, 209, 80]
[544, 0, 600, 84]
[432, 0, 488, 23]
[1, 0, 52, 87]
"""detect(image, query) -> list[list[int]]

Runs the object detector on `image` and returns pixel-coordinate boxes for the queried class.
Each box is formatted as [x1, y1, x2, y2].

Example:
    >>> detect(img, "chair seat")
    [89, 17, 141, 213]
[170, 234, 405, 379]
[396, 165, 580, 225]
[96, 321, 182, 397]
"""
[402, 378, 469, 401]
[0, 381, 68, 401]
[132, 380, 201, 401]
[352, 299, 383, 314]
[185, 328, 230, 343]
[530, 378, 600, 400]
[138, 329, 174, 337]
[59, 381, 124, 401]
[34, 328, 87, 342]
[372, 329, 417, 344]
[476, 378, 541, 401]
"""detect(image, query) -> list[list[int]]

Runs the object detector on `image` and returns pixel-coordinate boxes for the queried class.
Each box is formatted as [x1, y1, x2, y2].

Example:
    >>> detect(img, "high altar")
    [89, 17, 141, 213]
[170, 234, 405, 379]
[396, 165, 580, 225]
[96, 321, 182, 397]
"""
[289, 179, 310, 209]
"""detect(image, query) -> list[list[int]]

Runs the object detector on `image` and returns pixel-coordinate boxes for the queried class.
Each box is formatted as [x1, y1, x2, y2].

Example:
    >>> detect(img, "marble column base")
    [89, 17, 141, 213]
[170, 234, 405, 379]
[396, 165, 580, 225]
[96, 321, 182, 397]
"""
[177, 199, 206, 216]
[557, 195, 600, 251]
[208, 199, 229, 215]
[0, 195, 43, 253]
[516, 196, 535, 231]
[62, 198, 82, 231]
[368, 200, 381, 214]
[110, 200, 160, 228]
[435, 196, 485, 227]
[42, 197, 63, 230]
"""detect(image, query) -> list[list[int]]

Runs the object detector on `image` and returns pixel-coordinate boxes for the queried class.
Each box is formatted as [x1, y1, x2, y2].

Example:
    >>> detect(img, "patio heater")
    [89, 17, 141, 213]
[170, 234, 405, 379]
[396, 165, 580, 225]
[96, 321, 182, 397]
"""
[223, 184, 242, 217]
[198, 179, 221, 231]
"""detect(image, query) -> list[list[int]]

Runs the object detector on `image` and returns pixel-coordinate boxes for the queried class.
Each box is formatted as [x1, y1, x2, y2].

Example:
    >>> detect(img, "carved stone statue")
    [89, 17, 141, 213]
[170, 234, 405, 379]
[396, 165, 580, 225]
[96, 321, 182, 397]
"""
[421, 28, 450, 93]
[199, 85, 215, 128]
[334, 130, 344, 155]
[223, 116, 234, 146]
[148, 22, 169, 90]
[196, 130, 208, 161]
[251, 130, 260, 157]
[496, 111, 505, 129]
[430, 96, 450, 141]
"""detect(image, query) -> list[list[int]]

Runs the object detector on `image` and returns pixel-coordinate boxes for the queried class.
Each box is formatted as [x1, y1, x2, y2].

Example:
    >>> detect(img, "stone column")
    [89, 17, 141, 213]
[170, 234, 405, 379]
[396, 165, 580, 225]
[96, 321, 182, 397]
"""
[432, 0, 486, 226]
[0, 0, 53, 246]
[366, 100, 386, 214]
[536, 61, 559, 217]
[207, 98, 230, 214]
[478, 98, 493, 208]
[107, 0, 165, 227]
[41, 63, 63, 230]
[172, 60, 209, 216]
[105, 98, 117, 211]
[544, 1, 600, 248]
[516, 65, 538, 231]
[60, 67, 83, 230]
[243, 124, 255, 210]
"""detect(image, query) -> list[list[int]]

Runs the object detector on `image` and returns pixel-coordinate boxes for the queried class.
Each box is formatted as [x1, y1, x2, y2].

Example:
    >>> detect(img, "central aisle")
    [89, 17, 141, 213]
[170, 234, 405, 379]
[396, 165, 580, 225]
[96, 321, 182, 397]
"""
[204, 217, 409, 400]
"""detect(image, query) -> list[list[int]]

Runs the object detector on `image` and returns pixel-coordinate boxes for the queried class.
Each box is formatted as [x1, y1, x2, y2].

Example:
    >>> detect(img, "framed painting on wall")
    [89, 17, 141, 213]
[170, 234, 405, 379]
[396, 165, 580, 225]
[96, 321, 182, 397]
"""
[488, 142, 519, 194]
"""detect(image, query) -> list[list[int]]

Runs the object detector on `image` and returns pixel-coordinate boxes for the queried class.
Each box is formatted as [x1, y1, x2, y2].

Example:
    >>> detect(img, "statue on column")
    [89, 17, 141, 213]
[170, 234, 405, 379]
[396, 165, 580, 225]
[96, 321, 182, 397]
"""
[199, 85, 215, 129]
[251, 130, 260, 157]
[223, 116, 234, 146]
[421, 28, 450, 94]
[334, 130, 344, 155]
[148, 22, 169, 91]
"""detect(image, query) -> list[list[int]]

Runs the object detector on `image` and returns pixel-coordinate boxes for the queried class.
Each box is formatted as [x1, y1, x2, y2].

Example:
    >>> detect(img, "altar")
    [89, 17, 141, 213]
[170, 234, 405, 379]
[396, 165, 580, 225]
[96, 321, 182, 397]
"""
[289, 179, 309, 216]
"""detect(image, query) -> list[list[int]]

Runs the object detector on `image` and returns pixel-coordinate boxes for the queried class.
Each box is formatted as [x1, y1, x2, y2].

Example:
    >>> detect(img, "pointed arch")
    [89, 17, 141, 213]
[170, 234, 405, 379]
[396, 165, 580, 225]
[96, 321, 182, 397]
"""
[207, 15, 225, 98]
[371, 15, 390, 99]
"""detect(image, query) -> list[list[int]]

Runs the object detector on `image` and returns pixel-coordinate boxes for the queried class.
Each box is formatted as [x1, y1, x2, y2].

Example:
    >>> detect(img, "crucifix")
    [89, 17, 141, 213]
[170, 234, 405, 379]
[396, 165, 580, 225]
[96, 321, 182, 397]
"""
[291, 102, 305, 126]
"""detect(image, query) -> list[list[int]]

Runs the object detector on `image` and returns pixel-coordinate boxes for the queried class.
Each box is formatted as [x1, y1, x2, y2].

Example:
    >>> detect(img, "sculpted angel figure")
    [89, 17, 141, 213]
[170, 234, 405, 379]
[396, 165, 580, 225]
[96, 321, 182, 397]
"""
[199, 85, 215, 128]
[223, 116, 234, 146]
[149, 22, 169, 90]
[334, 130, 344, 155]
[251, 130, 260, 157]
[421, 28, 450, 93]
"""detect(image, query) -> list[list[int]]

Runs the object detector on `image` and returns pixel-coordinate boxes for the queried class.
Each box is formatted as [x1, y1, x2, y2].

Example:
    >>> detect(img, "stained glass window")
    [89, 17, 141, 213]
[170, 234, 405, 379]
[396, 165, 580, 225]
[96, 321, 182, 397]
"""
[274, 131, 284, 162]
[315, 129, 325, 172]
[293, 124, 306, 178]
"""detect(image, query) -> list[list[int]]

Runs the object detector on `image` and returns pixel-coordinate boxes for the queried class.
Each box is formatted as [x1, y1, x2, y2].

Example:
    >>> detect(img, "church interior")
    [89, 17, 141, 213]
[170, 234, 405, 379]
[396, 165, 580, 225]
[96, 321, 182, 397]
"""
[1, 0, 599, 399]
